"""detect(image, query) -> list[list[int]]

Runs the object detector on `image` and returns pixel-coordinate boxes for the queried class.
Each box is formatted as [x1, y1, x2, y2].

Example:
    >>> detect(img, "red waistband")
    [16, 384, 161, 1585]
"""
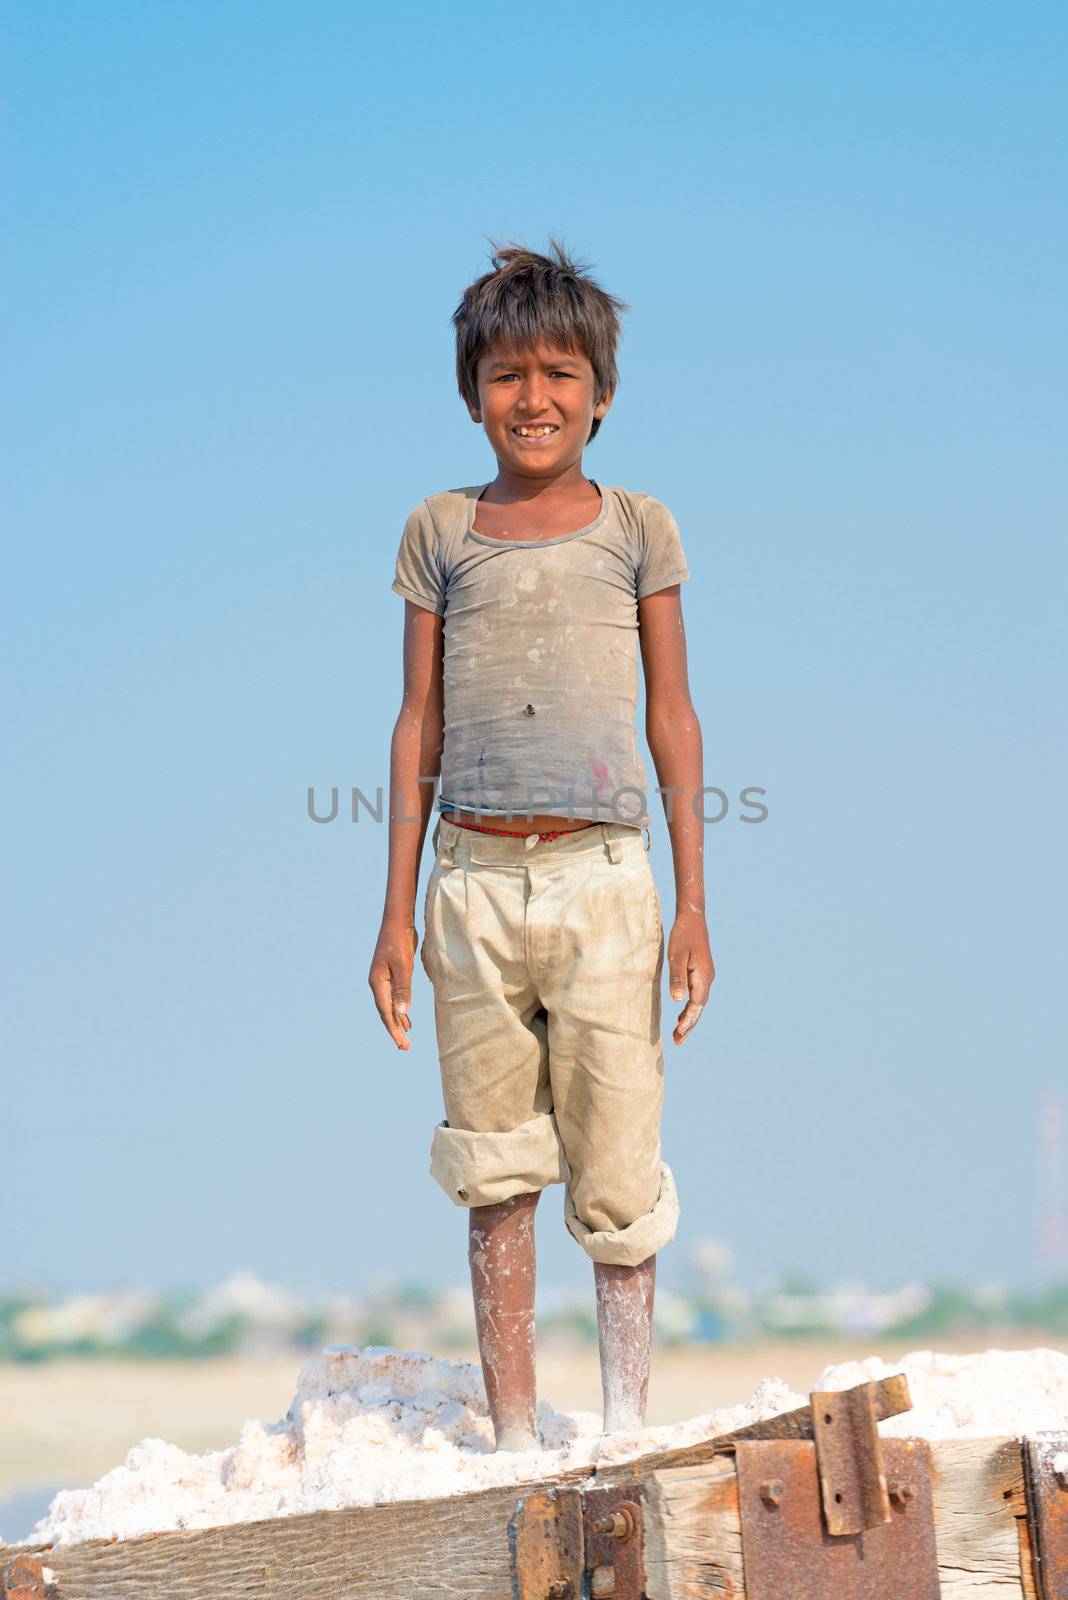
[444, 816, 580, 842]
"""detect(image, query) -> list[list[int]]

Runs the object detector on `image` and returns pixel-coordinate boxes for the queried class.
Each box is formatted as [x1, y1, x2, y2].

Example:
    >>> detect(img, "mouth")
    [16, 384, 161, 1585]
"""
[511, 424, 560, 443]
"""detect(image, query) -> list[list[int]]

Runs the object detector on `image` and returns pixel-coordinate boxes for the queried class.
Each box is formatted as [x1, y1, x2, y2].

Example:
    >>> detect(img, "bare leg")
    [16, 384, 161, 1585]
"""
[594, 1255, 656, 1432]
[468, 1191, 540, 1451]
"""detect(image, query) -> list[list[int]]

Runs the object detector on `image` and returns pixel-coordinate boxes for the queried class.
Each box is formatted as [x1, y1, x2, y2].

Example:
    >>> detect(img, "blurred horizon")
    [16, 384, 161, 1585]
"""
[5, 1259, 1068, 1366]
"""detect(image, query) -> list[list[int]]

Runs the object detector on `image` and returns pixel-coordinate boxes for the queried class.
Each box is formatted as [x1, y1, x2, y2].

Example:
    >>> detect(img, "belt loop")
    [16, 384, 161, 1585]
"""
[434, 816, 457, 867]
[601, 824, 623, 864]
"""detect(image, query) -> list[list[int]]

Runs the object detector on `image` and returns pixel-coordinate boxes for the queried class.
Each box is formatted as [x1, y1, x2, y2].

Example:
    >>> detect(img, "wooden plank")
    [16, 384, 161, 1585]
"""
[11, 1490, 526, 1600]
[930, 1437, 1028, 1599]
[2, 1430, 1031, 1600]
[643, 1438, 1030, 1600]
[0, 1376, 908, 1588]
[643, 1457, 743, 1600]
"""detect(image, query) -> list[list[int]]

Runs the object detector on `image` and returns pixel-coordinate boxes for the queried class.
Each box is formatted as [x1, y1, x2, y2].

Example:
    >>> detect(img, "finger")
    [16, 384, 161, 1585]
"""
[392, 968, 412, 1020]
[673, 950, 714, 1043]
[673, 998, 706, 1043]
[369, 972, 410, 1050]
[668, 953, 689, 1001]
[687, 963, 714, 1007]
[391, 961, 417, 1042]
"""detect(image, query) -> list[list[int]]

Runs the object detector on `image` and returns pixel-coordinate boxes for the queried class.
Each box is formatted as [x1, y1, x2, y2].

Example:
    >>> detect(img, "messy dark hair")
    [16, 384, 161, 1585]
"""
[452, 237, 628, 442]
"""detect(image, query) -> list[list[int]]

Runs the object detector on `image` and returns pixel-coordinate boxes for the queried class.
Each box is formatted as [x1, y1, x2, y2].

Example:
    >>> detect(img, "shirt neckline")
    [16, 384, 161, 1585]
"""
[465, 481, 610, 548]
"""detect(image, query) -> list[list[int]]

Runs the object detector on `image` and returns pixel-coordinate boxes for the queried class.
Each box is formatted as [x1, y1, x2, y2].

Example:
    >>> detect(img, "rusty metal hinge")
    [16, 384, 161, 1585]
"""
[1022, 1431, 1068, 1600]
[510, 1480, 645, 1600]
[736, 1435, 939, 1600]
[510, 1488, 584, 1600]
[811, 1379, 890, 1533]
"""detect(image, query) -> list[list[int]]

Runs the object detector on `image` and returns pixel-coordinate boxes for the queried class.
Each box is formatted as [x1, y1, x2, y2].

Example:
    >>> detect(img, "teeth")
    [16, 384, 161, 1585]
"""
[516, 426, 557, 437]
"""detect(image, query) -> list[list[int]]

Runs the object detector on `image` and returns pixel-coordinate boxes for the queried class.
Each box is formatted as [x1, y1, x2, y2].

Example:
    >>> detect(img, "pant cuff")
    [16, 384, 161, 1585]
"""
[429, 1113, 569, 1207]
[564, 1161, 679, 1266]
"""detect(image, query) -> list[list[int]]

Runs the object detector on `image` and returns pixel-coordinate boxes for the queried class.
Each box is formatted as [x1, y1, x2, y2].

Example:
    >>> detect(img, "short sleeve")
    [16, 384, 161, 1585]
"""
[635, 496, 690, 598]
[391, 501, 446, 614]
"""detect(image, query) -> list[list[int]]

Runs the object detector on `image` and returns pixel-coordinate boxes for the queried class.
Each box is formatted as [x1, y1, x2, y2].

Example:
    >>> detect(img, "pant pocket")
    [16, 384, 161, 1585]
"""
[420, 860, 443, 977]
[610, 852, 663, 972]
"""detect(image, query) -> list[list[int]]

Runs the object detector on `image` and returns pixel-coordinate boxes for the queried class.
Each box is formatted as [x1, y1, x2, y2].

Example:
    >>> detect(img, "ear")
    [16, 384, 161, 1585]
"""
[593, 385, 615, 421]
[466, 399, 483, 424]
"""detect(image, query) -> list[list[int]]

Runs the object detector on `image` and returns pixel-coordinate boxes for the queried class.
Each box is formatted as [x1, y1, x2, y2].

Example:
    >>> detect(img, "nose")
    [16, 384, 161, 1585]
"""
[517, 374, 549, 414]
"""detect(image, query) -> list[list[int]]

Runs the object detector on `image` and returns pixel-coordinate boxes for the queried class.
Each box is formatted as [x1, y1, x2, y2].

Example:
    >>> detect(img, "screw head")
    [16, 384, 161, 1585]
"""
[889, 1482, 913, 1506]
[760, 1478, 785, 1507]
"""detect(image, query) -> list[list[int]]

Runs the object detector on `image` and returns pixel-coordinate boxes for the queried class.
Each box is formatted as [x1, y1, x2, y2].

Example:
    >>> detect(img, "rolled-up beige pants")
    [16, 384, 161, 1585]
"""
[421, 816, 678, 1268]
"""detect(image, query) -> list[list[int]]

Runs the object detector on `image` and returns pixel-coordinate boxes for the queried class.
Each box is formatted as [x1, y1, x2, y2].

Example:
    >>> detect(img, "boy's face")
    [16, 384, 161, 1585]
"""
[468, 339, 614, 474]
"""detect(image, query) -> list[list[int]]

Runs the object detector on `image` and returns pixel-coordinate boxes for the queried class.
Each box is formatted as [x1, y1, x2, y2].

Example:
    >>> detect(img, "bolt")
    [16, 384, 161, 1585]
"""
[760, 1478, 785, 1507]
[593, 1506, 636, 1540]
[889, 1482, 913, 1506]
[546, 1582, 573, 1600]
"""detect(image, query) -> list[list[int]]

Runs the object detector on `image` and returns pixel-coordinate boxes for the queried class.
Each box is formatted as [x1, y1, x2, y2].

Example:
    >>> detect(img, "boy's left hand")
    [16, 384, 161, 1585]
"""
[667, 911, 715, 1044]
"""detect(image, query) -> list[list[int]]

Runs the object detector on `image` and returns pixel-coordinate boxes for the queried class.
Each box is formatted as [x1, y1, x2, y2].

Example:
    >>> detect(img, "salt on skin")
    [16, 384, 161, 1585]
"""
[23, 1345, 1068, 1550]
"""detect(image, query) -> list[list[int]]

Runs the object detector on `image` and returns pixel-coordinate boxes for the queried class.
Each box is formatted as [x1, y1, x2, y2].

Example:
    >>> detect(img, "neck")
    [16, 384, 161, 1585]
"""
[486, 460, 591, 502]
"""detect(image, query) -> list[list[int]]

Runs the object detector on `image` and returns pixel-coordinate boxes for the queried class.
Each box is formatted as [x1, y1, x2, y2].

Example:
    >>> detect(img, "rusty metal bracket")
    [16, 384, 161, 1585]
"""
[736, 1436, 940, 1600]
[811, 1379, 890, 1533]
[509, 1480, 646, 1600]
[510, 1488, 584, 1600]
[1023, 1431, 1068, 1600]
[1, 1556, 49, 1600]
[583, 1484, 645, 1600]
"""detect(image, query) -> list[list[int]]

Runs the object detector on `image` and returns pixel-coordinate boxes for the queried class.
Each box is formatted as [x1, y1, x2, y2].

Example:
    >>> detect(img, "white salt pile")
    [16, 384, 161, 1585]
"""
[24, 1344, 1068, 1549]
[815, 1347, 1068, 1439]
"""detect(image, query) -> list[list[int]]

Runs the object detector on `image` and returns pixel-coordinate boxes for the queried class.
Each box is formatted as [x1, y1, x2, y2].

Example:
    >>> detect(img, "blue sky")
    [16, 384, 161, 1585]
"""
[5, 1, 1066, 1296]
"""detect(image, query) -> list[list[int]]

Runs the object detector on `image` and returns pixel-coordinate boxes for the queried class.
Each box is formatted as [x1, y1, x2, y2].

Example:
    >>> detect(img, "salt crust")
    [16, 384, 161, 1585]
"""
[23, 1344, 1068, 1549]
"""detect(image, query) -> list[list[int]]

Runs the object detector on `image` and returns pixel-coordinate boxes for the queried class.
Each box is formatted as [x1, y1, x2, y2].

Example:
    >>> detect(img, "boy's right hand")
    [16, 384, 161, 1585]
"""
[368, 921, 418, 1050]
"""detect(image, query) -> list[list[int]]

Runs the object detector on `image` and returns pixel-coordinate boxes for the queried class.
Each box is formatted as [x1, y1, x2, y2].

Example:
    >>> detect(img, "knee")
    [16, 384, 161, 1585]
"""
[565, 1161, 680, 1267]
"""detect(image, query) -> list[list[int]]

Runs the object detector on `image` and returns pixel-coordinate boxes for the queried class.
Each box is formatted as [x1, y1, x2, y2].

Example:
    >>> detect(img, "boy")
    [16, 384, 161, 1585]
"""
[369, 240, 714, 1450]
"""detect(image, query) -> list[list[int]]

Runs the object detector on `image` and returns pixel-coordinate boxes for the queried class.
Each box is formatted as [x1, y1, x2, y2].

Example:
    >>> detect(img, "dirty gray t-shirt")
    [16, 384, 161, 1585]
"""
[391, 482, 690, 829]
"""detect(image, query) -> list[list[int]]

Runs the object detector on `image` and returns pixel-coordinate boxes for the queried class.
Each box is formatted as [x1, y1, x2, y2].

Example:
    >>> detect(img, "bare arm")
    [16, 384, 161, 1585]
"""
[637, 584, 716, 1043]
[367, 599, 444, 1050]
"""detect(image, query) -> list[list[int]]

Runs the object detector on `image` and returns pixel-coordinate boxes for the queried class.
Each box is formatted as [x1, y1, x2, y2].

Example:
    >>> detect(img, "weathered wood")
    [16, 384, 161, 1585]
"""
[643, 1457, 743, 1600]
[1, 1432, 1034, 1600]
[642, 1438, 1031, 1600]
[1018, 1514, 1040, 1600]
[931, 1437, 1028, 1598]
[9, 1491, 526, 1600]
